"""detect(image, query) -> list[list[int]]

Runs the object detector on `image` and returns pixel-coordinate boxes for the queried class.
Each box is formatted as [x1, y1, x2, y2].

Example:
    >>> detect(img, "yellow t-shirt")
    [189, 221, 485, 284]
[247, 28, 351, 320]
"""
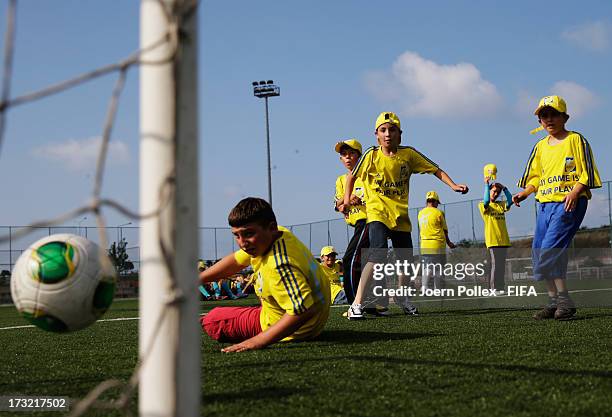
[335, 174, 367, 226]
[320, 263, 343, 301]
[478, 201, 510, 248]
[234, 227, 330, 341]
[517, 132, 601, 203]
[352, 146, 439, 232]
[418, 206, 447, 254]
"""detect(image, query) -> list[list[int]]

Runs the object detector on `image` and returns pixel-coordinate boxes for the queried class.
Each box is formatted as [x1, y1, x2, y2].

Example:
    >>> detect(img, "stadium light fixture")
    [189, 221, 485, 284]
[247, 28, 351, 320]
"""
[252, 79, 280, 206]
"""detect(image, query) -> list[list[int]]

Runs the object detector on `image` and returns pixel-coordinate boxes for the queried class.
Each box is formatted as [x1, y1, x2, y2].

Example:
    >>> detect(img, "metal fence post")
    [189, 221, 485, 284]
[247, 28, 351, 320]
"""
[470, 199, 476, 242]
[309, 223, 312, 253]
[214, 228, 218, 260]
[8, 226, 12, 271]
[608, 181, 612, 248]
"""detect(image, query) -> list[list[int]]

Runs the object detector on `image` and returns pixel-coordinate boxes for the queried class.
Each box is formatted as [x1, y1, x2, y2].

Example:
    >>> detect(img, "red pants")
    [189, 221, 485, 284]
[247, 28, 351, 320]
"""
[201, 306, 262, 343]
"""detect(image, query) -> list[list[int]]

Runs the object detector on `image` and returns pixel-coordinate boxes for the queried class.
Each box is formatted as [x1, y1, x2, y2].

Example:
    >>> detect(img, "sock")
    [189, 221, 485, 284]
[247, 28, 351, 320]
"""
[547, 295, 558, 308]
[557, 291, 574, 307]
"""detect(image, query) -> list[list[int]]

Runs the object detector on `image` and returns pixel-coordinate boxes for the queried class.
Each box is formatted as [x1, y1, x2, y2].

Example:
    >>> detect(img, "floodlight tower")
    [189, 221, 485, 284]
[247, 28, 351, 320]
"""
[252, 80, 280, 207]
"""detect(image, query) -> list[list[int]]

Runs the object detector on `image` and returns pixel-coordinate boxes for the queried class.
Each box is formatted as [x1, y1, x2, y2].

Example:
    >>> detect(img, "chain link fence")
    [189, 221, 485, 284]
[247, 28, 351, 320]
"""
[1, 181, 611, 274]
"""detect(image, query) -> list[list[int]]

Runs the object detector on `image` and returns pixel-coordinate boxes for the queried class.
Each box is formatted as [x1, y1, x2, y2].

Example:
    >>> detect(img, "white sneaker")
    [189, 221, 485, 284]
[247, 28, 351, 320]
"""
[347, 303, 365, 320]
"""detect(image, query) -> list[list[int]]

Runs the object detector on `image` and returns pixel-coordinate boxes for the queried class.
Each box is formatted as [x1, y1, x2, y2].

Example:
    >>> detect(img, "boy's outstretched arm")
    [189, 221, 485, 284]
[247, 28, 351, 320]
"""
[221, 307, 318, 353]
[199, 253, 246, 284]
[512, 185, 536, 207]
[434, 169, 469, 194]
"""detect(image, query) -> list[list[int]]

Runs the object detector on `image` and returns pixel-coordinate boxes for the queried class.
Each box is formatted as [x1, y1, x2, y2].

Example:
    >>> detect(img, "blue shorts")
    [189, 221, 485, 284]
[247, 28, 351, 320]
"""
[532, 198, 587, 281]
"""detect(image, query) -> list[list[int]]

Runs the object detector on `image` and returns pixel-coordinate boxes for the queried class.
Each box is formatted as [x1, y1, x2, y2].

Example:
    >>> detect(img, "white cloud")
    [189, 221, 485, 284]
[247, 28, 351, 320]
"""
[364, 51, 502, 118]
[562, 21, 610, 51]
[550, 81, 599, 118]
[32, 136, 130, 171]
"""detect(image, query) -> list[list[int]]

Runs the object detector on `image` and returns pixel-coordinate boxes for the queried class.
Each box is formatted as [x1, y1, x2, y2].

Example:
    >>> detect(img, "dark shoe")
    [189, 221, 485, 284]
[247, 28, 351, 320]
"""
[533, 305, 556, 320]
[402, 304, 419, 316]
[554, 305, 577, 320]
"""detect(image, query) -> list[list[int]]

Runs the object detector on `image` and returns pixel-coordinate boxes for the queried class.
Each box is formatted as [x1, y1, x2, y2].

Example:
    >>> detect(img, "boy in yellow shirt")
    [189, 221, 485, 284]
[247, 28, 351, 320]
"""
[320, 246, 348, 305]
[513, 96, 601, 320]
[334, 139, 369, 305]
[199, 197, 330, 352]
[344, 111, 469, 318]
[479, 168, 513, 292]
[418, 191, 455, 290]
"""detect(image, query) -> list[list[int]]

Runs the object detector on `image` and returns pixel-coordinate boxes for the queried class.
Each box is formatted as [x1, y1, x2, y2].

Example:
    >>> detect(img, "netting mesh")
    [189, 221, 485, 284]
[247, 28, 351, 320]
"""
[0, 1, 199, 415]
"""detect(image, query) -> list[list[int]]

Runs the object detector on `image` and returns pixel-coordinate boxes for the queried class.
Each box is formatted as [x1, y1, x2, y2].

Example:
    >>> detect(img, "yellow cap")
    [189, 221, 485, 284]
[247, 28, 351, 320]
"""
[320, 246, 337, 257]
[426, 191, 440, 202]
[335, 139, 362, 154]
[534, 95, 567, 116]
[530, 96, 568, 134]
[483, 163, 497, 180]
[375, 112, 401, 131]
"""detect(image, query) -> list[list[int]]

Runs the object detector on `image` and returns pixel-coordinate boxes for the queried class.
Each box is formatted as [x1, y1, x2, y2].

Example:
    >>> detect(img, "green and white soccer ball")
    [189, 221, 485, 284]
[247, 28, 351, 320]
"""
[10, 234, 117, 332]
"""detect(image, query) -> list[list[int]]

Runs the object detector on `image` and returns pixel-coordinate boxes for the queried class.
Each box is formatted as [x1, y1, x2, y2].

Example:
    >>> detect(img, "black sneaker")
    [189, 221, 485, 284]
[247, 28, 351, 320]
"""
[402, 304, 419, 316]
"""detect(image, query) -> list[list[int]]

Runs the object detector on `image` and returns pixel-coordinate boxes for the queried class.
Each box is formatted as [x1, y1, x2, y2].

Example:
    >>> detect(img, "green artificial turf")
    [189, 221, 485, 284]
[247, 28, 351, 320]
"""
[1, 296, 611, 417]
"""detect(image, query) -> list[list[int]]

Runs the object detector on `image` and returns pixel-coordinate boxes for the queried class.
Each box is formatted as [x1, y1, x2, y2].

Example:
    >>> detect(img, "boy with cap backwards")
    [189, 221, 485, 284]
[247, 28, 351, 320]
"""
[199, 197, 330, 352]
[320, 246, 349, 305]
[479, 164, 513, 293]
[343, 112, 469, 319]
[417, 191, 455, 291]
[513, 96, 601, 320]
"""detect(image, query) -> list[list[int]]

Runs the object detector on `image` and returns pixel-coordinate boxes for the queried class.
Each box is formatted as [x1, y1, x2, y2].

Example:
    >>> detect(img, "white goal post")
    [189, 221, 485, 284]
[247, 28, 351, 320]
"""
[139, 1, 200, 416]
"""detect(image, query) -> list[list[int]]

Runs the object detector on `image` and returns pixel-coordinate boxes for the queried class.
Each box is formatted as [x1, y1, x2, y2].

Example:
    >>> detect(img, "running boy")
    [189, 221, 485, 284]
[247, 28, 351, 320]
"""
[199, 197, 330, 352]
[418, 191, 455, 291]
[344, 111, 469, 319]
[513, 95, 601, 320]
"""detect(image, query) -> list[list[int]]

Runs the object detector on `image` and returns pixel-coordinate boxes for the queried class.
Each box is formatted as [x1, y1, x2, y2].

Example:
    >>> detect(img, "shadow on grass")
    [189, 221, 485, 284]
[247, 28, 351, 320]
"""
[212, 354, 612, 380]
[422, 307, 530, 316]
[203, 386, 310, 404]
[349, 355, 612, 379]
[313, 329, 440, 344]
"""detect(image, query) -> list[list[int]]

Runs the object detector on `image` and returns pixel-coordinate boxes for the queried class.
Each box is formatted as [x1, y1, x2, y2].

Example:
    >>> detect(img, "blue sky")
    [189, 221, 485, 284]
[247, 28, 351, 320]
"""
[1, 0, 611, 240]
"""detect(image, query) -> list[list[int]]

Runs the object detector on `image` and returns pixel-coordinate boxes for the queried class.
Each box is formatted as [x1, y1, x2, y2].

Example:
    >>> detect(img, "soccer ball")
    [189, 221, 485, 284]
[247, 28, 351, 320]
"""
[10, 234, 117, 332]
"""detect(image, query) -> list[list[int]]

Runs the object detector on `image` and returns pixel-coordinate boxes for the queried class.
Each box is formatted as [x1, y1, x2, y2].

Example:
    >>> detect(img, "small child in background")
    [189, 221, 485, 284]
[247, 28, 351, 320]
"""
[479, 164, 513, 293]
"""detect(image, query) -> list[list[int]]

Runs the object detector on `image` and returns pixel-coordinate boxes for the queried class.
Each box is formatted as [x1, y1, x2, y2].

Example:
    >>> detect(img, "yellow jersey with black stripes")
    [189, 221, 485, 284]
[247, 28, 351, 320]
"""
[335, 174, 367, 226]
[418, 206, 448, 254]
[352, 146, 439, 232]
[517, 132, 601, 203]
[234, 227, 330, 341]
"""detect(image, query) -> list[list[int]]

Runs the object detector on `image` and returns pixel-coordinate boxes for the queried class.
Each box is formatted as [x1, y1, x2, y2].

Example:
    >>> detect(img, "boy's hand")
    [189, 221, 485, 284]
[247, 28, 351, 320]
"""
[512, 192, 528, 207]
[221, 338, 264, 353]
[484, 176, 490, 185]
[563, 189, 581, 212]
[452, 184, 469, 194]
[448, 242, 456, 249]
[349, 194, 362, 206]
